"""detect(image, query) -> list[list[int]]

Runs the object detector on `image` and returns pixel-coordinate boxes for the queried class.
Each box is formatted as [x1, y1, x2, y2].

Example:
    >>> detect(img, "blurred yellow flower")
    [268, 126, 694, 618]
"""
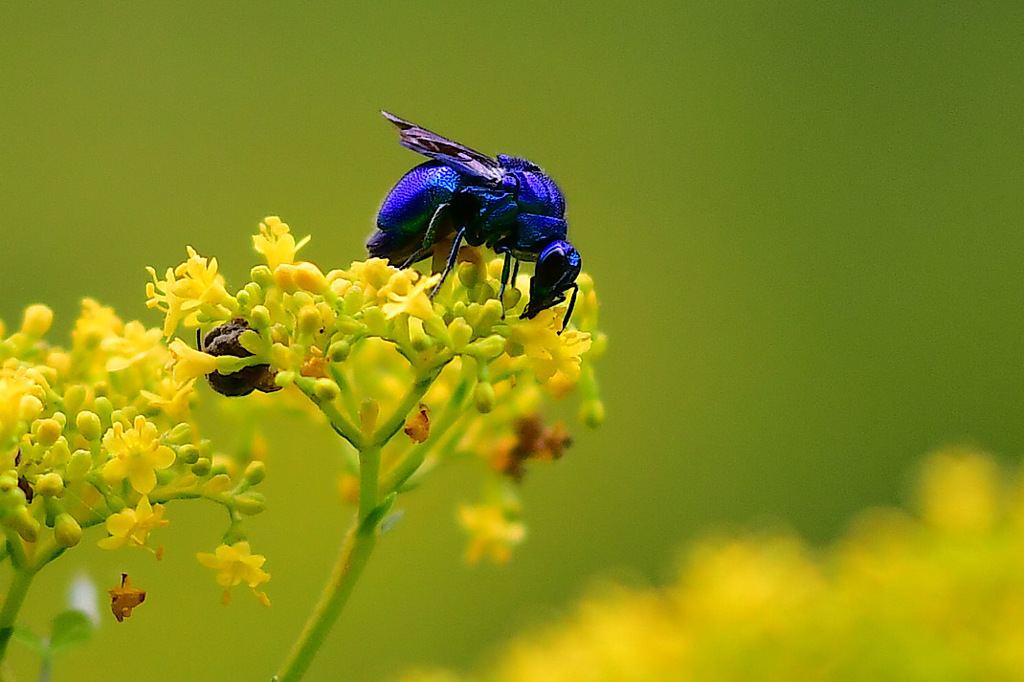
[196, 540, 271, 606]
[98, 496, 169, 551]
[458, 503, 526, 564]
[101, 415, 176, 494]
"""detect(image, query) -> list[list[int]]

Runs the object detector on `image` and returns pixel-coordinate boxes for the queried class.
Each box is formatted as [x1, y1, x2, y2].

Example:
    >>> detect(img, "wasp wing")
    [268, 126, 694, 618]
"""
[382, 111, 505, 185]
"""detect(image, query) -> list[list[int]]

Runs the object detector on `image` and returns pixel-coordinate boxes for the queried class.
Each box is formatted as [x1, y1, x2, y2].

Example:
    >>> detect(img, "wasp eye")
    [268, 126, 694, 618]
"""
[535, 241, 580, 287]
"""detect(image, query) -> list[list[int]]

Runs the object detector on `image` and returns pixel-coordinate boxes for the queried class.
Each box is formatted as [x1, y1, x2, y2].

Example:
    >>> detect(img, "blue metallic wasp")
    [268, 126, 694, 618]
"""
[367, 111, 581, 330]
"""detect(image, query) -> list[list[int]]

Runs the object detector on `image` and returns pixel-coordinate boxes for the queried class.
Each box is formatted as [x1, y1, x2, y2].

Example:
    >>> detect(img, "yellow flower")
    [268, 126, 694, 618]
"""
[103, 320, 166, 372]
[167, 338, 219, 384]
[98, 496, 169, 551]
[72, 298, 124, 352]
[253, 216, 310, 271]
[510, 310, 592, 383]
[146, 246, 233, 337]
[458, 503, 526, 564]
[382, 271, 442, 321]
[140, 376, 196, 422]
[101, 416, 176, 494]
[196, 541, 271, 606]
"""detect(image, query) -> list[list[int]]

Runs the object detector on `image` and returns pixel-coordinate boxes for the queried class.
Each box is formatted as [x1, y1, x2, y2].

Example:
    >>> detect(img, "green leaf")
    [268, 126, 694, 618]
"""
[10, 625, 45, 654]
[49, 610, 95, 654]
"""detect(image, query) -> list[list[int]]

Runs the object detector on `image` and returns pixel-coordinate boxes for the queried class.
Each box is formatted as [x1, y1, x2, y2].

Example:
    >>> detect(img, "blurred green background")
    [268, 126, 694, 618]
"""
[3, 2, 1024, 680]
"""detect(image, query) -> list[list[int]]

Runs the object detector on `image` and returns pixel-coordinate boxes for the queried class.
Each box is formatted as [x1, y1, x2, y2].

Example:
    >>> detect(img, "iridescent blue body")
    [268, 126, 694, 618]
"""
[368, 112, 582, 330]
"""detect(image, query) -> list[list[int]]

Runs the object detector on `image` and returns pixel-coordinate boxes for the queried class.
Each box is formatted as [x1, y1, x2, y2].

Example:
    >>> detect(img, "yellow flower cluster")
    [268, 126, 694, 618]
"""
[149, 216, 605, 561]
[391, 450, 1024, 681]
[0, 298, 270, 603]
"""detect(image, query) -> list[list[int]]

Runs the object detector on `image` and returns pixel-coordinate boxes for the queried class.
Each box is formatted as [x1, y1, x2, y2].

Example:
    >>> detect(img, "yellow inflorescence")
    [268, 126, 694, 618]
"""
[151, 216, 605, 564]
[390, 450, 1024, 682]
[0, 296, 271, 603]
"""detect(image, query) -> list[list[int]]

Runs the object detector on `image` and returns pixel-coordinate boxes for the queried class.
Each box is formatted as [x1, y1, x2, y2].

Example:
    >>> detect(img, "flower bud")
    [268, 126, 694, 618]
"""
[191, 458, 212, 476]
[167, 422, 194, 446]
[76, 410, 103, 441]
[328, 339, 351, 363]
[233, 491, 266, 515]
[313, 378, 340, 402]
[297, 307, 321, 337]
[19, 395, 43, 422]
[250, 305, 271, 331]
[66, 450, 93, 480]
[294, 262, 328, 294]
[251, 265, 274, 288]
[469, 335, 506, 360]
[243, 461, 266, 486]
[474, 382, 496, 413]
[54, 513, 82, 548]
[176, 444, 200, 464]
[581, 400, 606, 428]
[203, 474, 232, 495]
[63, 385, 87, 413]
[21, 304, 53, 337]
[34, 419, 63, 447]
[449, 319, 474, 352]
[34, 472, 64, 497]
[7, 506, 39, 542]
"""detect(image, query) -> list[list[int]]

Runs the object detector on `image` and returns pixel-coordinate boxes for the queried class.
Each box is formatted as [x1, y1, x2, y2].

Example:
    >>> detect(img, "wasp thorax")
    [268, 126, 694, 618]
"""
[201, 319, 280, 397]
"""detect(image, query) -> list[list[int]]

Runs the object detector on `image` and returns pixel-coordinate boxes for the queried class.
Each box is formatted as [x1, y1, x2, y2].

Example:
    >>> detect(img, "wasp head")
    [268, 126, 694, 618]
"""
[522, 240, 581, 330]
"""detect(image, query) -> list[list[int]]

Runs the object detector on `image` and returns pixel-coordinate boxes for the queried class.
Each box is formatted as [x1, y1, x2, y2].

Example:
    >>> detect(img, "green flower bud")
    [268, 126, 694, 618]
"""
[243, 461, 266, 486]
[47, 438, 71, 466]
[51, 411, 67, 429]
[66, 450, 93, 480]
[191, 458, 212, 476]
[54, 513, 82, 548]
[250, 304, 272, 331]
[448, 319, 474, 351]
[469, 335, 505, 360]
[236, 289, 251, 307]
[75, 410, 103, 441]
[343, 285, 364, 315]
[298, 307, 321, 337]
[63, 385, 87, 413]
[7, 506, 39, 542]
[34, 472, 64, 497]
[581, 400, 606, 428]
[167, 422, 194, 446]
[474, 382, 496, 413]
[328, 339, 351, 363]
[314, 378, 340, 402]
[363, 307, 388, 336]
[203, 474, 232, 495]
[34, 418, 63, 447]
[93, 396, 113, 428]
[251, 265, 274, 287]
[177, 444, 201, 464]
[233, 491, 266, 515]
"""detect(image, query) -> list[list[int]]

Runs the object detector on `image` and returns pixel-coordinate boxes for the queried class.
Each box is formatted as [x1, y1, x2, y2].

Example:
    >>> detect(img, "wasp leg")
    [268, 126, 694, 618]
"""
[430, 226, 466, 298]
[497, 252, 514, 319]
[559, 283, 579, 334]
[400, 203, 451, 269]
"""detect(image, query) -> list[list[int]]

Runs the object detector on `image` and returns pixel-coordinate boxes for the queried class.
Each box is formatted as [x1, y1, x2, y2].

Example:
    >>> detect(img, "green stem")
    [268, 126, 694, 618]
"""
[293, 376, 364, 448]
[369, 366, 443, 448]
[379, 375, 474, 494]
[0, 568, 35, 667]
